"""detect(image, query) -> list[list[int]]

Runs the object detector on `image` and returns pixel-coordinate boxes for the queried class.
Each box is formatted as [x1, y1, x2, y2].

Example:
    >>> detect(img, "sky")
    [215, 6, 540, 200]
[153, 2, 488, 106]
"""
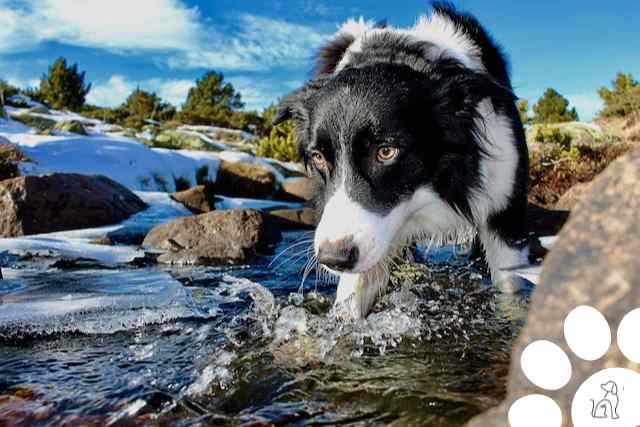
[0, 0, 638, 121]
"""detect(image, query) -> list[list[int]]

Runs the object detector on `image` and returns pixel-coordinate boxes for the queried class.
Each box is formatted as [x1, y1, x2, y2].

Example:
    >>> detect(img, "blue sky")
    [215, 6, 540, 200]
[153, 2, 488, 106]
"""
[1, 0, 638, 121]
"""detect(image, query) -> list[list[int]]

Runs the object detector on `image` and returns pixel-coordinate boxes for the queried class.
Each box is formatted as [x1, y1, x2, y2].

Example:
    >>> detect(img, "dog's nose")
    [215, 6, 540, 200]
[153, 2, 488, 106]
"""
[318, 238, 359, 271]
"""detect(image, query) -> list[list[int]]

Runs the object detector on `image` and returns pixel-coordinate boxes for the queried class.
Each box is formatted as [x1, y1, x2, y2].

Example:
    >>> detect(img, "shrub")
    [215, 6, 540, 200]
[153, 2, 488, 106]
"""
[533, 88, 579, 123]
[598, 72, 640, 118]
[39, 57, 91, 111]
[256, 120, 301, 162]
[0, 144, 24, 181]
[534, 125, 573, 149]
[82, 105, 127, 124]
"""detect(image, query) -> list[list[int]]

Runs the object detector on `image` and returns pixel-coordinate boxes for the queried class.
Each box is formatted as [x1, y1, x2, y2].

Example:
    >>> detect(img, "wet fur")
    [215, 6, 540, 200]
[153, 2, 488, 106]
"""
[277, 3, 529, 318]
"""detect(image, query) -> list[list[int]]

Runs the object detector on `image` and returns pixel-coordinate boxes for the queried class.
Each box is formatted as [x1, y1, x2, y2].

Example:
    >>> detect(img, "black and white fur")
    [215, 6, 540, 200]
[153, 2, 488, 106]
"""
[276, 4, 529, 318]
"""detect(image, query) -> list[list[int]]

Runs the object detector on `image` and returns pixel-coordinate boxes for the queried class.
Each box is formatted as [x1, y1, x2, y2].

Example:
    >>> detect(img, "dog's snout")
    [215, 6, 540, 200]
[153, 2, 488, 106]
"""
[317, 238, 359, 271]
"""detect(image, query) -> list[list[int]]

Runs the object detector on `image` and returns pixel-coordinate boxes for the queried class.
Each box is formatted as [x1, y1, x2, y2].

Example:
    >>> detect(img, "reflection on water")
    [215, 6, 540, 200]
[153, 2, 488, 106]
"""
[0, 232, 529, 426]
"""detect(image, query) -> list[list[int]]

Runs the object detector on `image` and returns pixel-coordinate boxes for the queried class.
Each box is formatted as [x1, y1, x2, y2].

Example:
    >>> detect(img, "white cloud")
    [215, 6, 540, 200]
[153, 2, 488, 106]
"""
[0, 0, 328, 72]
[0, 0, 201, 53]
[566, 93, 603, 122]
[228, 76, 295, 112]
[86, 75, 193, 108]
[168, 14, 328, 71]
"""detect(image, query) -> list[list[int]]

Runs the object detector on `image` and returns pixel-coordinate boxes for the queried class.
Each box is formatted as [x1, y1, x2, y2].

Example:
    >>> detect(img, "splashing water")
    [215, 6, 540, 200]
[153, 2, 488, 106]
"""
[0, 232, 529, 426]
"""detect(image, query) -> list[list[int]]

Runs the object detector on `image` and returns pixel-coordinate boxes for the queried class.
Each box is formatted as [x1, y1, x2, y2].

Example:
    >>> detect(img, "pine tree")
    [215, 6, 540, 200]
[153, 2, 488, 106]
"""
[180, 71, 243, 126]
[598, 72, 640, 118]
[39, 58, 91, 111]
[532, 88, 579, 123]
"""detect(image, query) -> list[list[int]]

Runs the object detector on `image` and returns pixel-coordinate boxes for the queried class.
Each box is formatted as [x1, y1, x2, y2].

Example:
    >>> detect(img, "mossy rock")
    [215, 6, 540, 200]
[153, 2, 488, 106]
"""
[27, 106, 50, 114]
[54, 120, 88, 135]
[152, 131, 221, 152]
[10, 113, 56, 132]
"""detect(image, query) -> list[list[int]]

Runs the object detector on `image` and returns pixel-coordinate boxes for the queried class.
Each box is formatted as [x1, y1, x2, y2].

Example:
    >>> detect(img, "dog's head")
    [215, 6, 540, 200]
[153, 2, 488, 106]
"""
[277, 59, 513, 274]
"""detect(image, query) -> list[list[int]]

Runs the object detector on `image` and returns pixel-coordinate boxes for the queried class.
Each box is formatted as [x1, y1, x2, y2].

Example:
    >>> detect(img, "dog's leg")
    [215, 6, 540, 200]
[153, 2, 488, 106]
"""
[479, 228, 530, 292]
[334, 268, 389, 319]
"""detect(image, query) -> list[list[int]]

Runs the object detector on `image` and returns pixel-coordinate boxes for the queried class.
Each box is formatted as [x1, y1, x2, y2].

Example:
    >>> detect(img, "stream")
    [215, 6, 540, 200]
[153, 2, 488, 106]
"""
[0, 232, 530, 426]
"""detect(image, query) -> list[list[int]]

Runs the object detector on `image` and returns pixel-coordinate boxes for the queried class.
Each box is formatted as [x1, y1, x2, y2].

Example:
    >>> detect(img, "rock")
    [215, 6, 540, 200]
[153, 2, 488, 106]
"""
[213, 160, 277, 199]
[0, 140, 28, 181]
[9, 113, 56, 132]
[0, 173, 147, 237]
[170, 184, 217, 214]
[267, 208, 316, 230]
[143, 209, 281, 266]
[26, 106, 50, 115]
[53, 120, 87, 135]
[277, 177, 314, 202]
[466, 149, 640, 427]
[153, 130, 221, 151]
[554, 182, 591, 211]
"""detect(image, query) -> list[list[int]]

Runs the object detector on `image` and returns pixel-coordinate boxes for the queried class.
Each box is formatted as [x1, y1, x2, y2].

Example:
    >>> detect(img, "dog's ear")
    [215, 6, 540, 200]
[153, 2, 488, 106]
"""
[315, 33, 356, 77]
[274, 78, 328, 125]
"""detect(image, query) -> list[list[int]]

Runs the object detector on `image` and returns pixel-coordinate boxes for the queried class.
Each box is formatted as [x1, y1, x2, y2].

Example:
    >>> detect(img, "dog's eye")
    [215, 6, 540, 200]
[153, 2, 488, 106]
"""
[310, 150, 327, 169]
[376, 146, 399, 163]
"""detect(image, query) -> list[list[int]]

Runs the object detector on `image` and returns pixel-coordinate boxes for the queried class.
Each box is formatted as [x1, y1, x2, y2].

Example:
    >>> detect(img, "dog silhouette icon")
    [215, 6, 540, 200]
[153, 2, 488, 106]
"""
[590, 380, 620, 419]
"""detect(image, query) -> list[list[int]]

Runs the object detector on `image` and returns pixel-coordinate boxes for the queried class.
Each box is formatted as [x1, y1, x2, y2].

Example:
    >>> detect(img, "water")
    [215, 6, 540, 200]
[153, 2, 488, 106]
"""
[0, 232, 529, 426]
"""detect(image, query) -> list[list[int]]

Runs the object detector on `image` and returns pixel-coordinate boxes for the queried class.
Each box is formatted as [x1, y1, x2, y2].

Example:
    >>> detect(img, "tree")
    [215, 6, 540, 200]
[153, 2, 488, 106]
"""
[517, 99, 530, 124]
[0, 79, 19, 104]
[39, 58, 91, 111]
[180, 71, 243, 126]
[123, 88, 175, 122]
[598, 72, 640, 118]
[532, 88, 579, 123]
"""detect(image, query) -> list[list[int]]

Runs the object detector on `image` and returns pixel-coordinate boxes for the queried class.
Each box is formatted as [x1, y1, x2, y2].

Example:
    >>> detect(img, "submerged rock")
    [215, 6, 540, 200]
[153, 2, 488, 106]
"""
[170, 183, 217, 214]
[212, 160, 277, 199]
[143, 208, 281, 265]
[0, 173, 148, 237]
[467, 148, 640, 427]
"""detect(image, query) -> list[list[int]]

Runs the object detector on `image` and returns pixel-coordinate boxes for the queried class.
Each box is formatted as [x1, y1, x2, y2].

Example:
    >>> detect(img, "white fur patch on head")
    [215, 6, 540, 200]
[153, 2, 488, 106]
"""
[333, 9, 484, 74]
[406, 12, 483, 71]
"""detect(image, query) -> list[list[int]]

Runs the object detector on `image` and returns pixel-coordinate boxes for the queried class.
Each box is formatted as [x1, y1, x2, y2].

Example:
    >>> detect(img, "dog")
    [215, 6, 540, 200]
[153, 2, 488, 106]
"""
[276, 3, 529, 318]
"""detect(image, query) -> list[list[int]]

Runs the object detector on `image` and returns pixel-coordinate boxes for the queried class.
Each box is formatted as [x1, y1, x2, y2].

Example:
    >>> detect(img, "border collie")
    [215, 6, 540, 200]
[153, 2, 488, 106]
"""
[276, 3, 529, 318]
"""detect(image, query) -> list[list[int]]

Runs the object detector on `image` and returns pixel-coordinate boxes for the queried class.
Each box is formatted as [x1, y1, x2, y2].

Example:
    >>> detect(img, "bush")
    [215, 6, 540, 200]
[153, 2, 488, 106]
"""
[82, 105, 127, 124]
[534, 125, 573, 149]
[256, 120, 301, 162]
[39, 57, 91, 111]
[517, 99, 530, 125]
[533, 88, 579, 123]
[0, 145, 23, 181]
[598, 72, 640, 118]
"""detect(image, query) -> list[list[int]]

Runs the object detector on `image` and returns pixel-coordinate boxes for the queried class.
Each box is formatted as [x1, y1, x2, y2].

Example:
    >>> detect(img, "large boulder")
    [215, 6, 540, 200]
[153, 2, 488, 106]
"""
[213, 160, 277, 199]
[170, 184, 217, 214]
[0, 173, 148, 237]
[267, 208, 316, 230]
[143, 208, 281, 266]
[467, 149, 640, 427]
[554, 182, 591, 211]
[277, 177, 314, 202]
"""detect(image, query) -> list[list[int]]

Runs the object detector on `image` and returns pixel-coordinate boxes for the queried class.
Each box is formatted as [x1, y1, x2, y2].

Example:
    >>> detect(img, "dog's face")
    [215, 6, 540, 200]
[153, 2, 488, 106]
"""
[278, 62, 508, 274]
